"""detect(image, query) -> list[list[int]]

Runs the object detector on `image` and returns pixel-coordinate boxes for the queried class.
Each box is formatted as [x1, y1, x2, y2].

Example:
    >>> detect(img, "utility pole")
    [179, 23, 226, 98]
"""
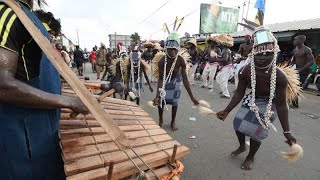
[241, 0, 246, 30]
[114, 32, 117, 50]
[246, 0, 251, 20]
[76, 29, 80, 46]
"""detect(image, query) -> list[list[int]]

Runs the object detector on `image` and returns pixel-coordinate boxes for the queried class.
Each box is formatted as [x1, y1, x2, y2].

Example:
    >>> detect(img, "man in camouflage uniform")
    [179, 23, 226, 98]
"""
[96, 43, 107, 80]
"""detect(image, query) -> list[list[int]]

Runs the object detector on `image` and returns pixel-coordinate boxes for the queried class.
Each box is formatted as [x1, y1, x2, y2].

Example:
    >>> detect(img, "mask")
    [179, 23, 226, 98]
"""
[131, 52, 140, 63]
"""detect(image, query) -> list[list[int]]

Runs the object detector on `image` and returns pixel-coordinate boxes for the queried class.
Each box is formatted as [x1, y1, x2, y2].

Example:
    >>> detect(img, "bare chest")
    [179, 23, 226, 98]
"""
[164, 61, 181, 75]
[294, 48, 308, 59]
[245, 72, 274, 96]
[294, 48, 309, 67]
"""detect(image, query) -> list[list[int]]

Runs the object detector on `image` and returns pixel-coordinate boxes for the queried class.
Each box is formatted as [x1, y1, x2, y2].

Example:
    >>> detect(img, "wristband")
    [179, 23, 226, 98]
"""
[283, 131, 291, 134]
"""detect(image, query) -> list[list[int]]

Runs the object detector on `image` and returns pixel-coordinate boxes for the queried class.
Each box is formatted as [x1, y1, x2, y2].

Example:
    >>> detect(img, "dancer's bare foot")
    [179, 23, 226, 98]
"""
[241, 158, 254, 170]
[171, 123, 178, 132]
[159, 120, 163, 128]
[231, 146, 247, 157]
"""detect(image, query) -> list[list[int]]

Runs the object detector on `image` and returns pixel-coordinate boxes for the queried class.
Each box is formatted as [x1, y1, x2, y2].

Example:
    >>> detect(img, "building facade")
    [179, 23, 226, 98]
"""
[230, 18, 320, 52]
[109, 34, 131, 50]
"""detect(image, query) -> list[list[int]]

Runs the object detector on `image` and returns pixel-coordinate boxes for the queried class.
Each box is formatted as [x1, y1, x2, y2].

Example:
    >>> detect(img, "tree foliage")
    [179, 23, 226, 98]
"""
[130, 32, 141, 43]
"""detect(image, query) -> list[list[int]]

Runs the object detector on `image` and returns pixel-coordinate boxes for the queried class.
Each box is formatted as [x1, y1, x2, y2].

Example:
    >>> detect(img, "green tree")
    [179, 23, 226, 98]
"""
[130, 32, 141, 43]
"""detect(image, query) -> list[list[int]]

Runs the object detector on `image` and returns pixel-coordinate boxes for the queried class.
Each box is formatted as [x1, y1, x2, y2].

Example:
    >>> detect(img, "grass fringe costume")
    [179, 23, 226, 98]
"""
[110, 55, 149, 100]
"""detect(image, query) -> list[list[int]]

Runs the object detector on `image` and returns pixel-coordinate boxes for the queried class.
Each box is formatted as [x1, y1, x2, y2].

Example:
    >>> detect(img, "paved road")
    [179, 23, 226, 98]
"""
[82, 63, 320, 180]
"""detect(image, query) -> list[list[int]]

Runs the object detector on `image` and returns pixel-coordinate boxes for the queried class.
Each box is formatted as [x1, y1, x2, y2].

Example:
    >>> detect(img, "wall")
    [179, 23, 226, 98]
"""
[109, 34, 131, 49]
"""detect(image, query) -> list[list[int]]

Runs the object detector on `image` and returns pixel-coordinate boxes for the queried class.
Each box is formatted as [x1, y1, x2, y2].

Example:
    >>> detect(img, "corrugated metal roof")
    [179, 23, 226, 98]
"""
[231, 18, 320, 37]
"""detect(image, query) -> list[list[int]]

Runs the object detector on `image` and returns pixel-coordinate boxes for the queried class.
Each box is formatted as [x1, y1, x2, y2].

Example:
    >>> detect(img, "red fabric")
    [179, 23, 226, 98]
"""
[56, 48, 61, 55]
[90, 51, 96, 62]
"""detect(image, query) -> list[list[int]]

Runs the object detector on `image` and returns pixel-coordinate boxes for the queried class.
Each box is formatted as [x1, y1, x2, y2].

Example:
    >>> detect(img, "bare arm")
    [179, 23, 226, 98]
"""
[201, 47, 208, 59]
[126, 64, 131, 91]
[153, 58, 164, 104]
[289, 50, 296, 66]
[142, 64, 153, 92]
[195, 49, 200, 62]
[180, 57, 198, 104]
[236, 44, 244, 63]
[237, 44, 248, 61]
[275, 71, 297, 144]
[237, 44, 243, 55]
[299, 47, 314, 72]
[0, 48, 87, 113]
[114, 62, 121, 81]
[275, 72, 290, 132]
[200, 47, 209, 63]
[216, 48, 222, 56]
[154, 79, 163, 101]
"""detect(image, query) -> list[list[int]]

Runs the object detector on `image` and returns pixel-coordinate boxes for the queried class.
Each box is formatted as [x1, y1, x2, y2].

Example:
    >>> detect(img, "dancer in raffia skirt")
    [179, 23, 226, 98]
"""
[152, 19, 199, 131]
[217, 19, 301, 170]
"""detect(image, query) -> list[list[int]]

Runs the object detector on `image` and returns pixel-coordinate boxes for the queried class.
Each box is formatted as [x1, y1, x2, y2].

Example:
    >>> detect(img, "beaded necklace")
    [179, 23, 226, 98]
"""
[119, 58, 125, 85]
[159, 52, 178, 110]
[130, 59, 141, 97]
[249, 35, 280, 132]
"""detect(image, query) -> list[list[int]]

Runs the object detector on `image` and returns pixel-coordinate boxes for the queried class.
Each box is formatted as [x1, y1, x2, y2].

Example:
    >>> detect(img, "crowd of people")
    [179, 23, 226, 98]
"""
[81, 32, 319, 105]
[96, 21, 301, 170]
[40, 8, 320, 173]
[77, 20, 318, 171]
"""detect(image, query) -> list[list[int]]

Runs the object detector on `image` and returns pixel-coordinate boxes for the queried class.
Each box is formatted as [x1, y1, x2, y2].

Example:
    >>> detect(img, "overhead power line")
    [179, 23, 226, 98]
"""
[168, 0, 222, 26]
[149, 0, 221, 37]
[138, 0, 171, 25]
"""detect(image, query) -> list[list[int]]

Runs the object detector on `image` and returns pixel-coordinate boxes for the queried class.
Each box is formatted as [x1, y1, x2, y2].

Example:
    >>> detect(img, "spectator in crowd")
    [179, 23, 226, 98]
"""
[89, 47, 97, 73]
[61, 46, 71, 67]
[290, 35, 314, 107]
[73, 45, 84, 76]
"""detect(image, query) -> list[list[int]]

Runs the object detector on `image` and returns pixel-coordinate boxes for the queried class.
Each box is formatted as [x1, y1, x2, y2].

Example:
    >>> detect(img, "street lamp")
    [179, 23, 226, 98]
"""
[114, 32, 117, 50]
[76, 29, 80, 46]
[106, 28, 111, 48]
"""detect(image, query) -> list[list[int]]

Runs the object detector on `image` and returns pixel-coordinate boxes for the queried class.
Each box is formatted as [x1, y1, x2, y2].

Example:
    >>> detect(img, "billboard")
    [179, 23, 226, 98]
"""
[200, 4, 239, 34]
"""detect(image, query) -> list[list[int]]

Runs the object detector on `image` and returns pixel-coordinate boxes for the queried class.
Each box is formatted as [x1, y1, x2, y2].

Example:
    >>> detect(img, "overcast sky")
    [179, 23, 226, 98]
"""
[45, 0, 318, 49]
